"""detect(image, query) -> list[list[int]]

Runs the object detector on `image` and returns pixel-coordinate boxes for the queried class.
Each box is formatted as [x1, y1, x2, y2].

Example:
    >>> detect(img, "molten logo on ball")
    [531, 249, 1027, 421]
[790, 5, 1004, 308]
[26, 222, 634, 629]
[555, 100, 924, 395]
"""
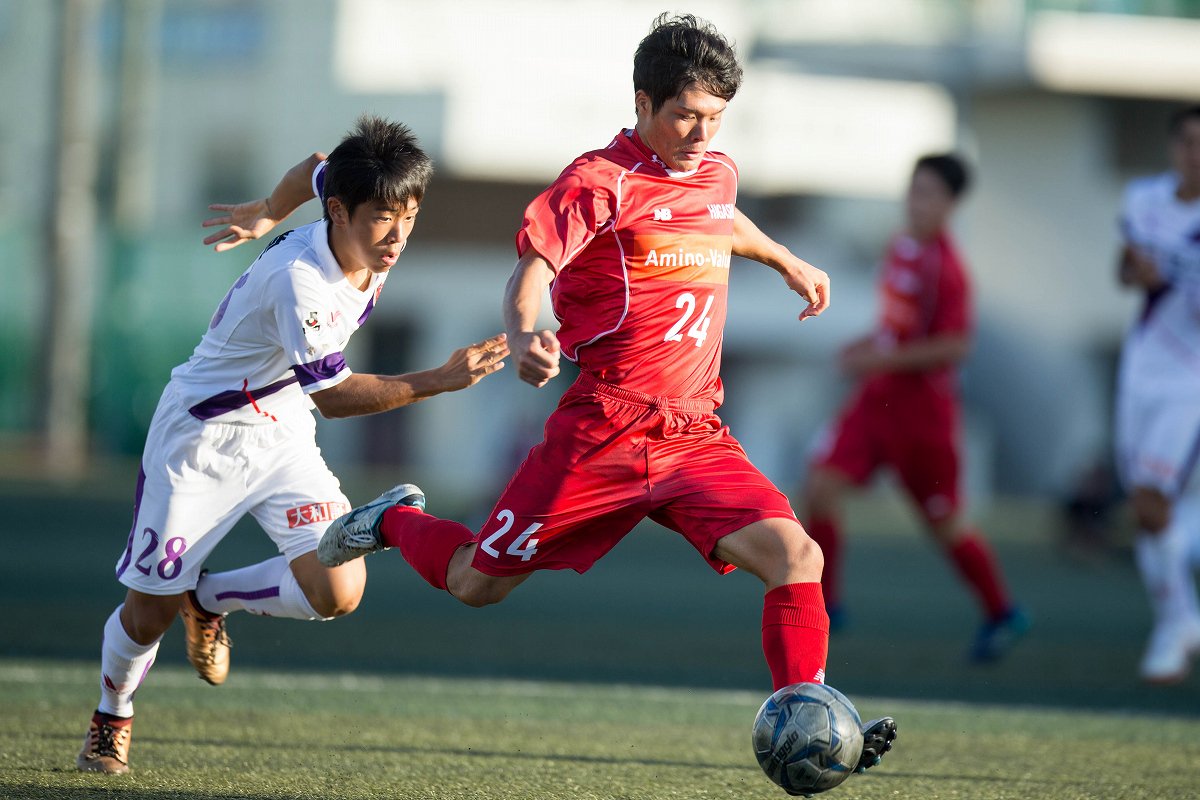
[752, 682, 864, 795]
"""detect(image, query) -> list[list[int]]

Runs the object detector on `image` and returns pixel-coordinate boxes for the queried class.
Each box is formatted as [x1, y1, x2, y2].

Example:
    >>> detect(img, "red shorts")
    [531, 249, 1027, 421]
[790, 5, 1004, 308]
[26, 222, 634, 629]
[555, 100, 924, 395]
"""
[471, 374, 797, 577]
[813, 384, 961, 523]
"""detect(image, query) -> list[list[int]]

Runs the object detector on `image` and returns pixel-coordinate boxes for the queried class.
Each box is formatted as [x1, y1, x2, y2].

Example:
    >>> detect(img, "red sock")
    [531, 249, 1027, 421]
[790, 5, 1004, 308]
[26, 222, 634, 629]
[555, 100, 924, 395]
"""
[805, 516, 842, 610]
[761, 583, 830, 690]
[947, 531, 1011, 620]
[379, 507, 474, 591]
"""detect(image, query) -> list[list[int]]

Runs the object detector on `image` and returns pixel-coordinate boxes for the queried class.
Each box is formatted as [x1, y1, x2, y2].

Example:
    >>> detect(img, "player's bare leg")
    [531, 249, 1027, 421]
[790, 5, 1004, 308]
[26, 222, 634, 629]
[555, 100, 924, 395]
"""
[444, 547, 531, 608]
[288, 552, 366, 618]
[714, 517, 823, 591]
[121, 589, 183, 643]
[78, 590, 179, 773]
[1131, 487, 1200, 683]
[715, 517, 828, 685]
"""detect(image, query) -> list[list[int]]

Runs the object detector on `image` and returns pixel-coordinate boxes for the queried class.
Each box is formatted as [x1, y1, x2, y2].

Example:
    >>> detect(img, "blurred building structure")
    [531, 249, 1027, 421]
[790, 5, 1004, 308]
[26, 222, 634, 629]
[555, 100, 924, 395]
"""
[2, 0, 1199, 508]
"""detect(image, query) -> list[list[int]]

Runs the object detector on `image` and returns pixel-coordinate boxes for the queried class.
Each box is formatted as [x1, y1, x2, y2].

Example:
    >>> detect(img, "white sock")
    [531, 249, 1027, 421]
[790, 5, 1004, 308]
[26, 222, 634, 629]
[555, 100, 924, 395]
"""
[1178, 494, 1200, 569]
[1171, 494, 1200, 617]
[1135, 512, 1199, 628]
[97, 605, 160, 718]
[196, 556, 328, 620]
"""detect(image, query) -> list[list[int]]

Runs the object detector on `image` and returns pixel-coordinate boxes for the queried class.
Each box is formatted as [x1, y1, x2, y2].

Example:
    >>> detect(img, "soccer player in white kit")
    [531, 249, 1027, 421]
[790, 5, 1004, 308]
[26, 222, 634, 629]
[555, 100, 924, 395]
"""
[1115, 105, 1200, 684]
[76, 116, 510, 773]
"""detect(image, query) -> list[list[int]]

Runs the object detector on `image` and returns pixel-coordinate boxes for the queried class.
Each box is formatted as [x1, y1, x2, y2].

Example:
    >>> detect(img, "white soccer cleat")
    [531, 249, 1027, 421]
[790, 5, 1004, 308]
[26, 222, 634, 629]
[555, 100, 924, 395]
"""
[317, 484, 426, 567]
[1139, 618, 1200, 684]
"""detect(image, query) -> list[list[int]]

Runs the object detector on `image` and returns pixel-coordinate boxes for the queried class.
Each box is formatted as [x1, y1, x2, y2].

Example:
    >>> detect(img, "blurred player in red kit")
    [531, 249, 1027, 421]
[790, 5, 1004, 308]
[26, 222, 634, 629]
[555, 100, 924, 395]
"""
[319, 12, 895, 774]
[801, 154, 1028, 662]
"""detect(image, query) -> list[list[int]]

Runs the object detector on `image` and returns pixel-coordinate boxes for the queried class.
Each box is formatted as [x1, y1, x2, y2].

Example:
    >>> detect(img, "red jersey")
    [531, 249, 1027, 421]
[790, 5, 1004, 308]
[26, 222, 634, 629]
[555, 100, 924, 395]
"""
[516, 129, 738, 402]
[865, 230, 971, 399]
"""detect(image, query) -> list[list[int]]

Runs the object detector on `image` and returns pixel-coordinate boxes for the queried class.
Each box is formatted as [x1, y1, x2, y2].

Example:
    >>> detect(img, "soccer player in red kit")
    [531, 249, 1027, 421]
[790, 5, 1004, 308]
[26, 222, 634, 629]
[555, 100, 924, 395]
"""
[802, 154, 1028, 662]
[320, 13, 895, 772]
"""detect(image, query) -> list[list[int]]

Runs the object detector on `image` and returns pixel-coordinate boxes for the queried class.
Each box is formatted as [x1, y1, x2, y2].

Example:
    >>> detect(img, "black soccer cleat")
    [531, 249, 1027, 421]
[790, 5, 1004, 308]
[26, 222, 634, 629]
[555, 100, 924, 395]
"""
[855, 717, 897, 773]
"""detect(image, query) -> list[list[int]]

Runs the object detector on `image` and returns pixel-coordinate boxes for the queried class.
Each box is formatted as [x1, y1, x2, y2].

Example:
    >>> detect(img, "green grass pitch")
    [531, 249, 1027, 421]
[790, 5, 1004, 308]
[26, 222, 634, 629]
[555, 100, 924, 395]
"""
[4, 659, 1197, 800]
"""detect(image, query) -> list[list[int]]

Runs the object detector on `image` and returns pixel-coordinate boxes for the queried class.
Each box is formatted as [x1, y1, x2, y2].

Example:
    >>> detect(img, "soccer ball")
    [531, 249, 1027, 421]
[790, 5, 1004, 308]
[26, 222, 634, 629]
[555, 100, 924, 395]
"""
[751, 682, 864, 795]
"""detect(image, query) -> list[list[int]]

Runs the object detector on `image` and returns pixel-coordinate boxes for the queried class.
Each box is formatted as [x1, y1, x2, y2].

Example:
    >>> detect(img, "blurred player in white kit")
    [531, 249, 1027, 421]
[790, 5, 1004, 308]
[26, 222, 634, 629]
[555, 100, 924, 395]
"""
[75, 116, 509, 773]
[1115, 105, 1200, 684]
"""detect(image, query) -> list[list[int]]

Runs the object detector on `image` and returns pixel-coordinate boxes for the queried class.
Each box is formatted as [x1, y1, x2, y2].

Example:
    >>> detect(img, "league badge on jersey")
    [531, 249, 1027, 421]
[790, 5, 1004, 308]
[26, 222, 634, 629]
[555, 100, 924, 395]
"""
[303, 312, 321, 334]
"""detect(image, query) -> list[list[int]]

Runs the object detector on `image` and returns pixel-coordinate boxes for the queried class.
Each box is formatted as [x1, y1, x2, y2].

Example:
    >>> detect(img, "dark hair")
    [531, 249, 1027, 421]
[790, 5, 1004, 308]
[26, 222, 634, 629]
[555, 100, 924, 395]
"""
[632, 13, 742, 113]
[1168, 105, 1200, 138]
[914, 153, 971, 198]
[322, 115, 433, 221]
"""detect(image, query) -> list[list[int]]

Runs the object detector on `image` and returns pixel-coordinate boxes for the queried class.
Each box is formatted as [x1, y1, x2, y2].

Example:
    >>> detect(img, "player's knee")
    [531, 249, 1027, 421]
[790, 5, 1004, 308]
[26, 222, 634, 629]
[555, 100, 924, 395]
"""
[313, 591, 362, 619]
[121, 592, 181, 644]
[449, 571, 515, 608]
[301, 578, 365, 619]
[790, 531, 824, 576]
[752, 526, 824, 586]
[322, 577, 367, 617]
[1131, 489, 1171, 533]
[764, 526, 823, 586]
[453, 583, 509, 608]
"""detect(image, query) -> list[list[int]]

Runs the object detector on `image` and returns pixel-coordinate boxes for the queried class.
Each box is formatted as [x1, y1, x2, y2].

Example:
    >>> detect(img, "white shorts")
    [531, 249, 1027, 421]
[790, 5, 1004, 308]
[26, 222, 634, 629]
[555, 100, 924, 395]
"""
[114, 383, 350, 595]
[1115, 383, 1200, 497]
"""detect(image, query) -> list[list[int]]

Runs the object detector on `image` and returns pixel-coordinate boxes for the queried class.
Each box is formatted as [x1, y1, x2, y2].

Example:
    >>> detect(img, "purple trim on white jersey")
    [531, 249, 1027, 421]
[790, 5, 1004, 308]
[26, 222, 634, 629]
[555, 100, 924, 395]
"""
[187, 376, 300, 421]
[1140, 283, 1172, 326]
[313, 161, 326, 201]
[293, 352, 347, 388]
[215, 586, 281, 601]
[115, 467, 147, 580]
[358, 294, 377, 326]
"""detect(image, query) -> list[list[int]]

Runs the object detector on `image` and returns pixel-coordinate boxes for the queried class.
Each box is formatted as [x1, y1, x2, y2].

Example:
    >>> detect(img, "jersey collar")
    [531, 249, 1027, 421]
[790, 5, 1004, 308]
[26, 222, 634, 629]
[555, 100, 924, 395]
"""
[622, 128, 700, 178]
[314, 219, 368, 290]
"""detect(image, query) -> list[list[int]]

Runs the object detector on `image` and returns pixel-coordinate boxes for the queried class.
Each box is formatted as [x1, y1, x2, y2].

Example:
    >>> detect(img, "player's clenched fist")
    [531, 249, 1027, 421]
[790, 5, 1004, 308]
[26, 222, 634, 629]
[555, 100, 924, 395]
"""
[438, 333, 509, 390]
[511, 330, 561, 388]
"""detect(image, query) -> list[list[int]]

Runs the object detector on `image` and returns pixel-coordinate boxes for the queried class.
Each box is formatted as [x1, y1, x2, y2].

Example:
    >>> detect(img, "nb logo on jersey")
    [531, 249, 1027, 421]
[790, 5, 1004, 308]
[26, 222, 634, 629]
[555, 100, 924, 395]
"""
[653, 207, 673, 221]
[708, 203, 735, 220]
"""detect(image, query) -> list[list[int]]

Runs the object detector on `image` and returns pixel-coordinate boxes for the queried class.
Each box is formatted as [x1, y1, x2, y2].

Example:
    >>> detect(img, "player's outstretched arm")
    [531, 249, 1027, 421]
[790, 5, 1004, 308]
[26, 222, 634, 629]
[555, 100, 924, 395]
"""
[732, 208, 830, 321]
[309, 333, 509, 419]
[202, 152, 327, 252]
[840, 333, 970, 377]
[504, 250, 560, 388]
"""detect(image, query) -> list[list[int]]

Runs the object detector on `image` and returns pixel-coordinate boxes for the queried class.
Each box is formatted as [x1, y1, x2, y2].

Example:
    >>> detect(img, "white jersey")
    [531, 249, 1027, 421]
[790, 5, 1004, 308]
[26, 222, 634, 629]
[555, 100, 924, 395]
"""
[169, 217, 385, 424]
[1116, 172, 1200, 496]
[1118, 172, 1200, 393]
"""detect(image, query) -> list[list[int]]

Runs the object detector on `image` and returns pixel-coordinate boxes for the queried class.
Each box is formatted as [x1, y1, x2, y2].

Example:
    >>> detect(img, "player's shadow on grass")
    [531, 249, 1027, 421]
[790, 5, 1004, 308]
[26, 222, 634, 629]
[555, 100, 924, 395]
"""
[42, 730, 751, 773]
[40, 731, 1119, 794]
[30, 734, 1144, 800]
